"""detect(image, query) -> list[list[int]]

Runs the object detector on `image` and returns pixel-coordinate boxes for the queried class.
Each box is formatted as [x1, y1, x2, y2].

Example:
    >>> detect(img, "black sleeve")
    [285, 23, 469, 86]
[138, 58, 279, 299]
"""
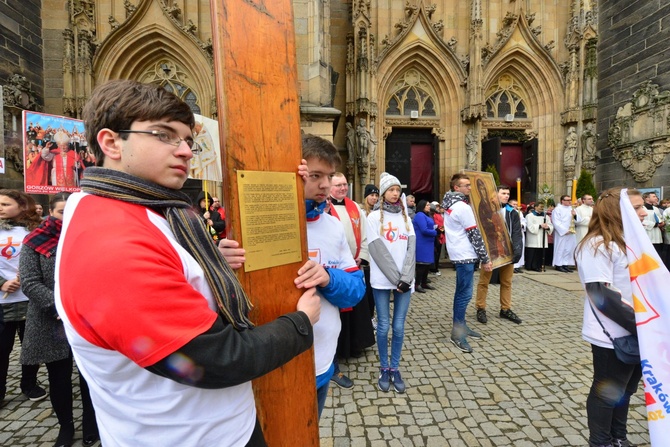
[585, 282, 637, 334]
[209, 211, 226, 233]
[146, 311, 313, 389]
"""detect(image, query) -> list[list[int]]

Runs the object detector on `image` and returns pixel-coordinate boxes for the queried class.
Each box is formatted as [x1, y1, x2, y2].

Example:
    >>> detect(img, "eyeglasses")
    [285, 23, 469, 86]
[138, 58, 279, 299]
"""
[118, 130, 201, 153]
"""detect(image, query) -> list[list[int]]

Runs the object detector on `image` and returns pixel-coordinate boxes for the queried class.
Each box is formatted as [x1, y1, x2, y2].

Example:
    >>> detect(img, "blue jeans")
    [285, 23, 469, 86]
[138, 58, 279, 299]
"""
[316, 382, 329, 419]
[373, 288, 411, 369]
[453, 263, 475, 326]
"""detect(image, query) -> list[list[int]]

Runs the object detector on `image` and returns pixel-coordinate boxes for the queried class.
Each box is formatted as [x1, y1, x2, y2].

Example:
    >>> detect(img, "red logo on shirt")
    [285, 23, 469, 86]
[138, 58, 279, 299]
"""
[0, 237, 21, 260]
[384, 222, 399, 242]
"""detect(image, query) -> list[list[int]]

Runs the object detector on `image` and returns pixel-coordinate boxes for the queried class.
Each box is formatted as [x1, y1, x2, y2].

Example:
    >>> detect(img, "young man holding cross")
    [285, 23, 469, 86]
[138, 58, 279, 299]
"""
[55, 80, 320, 446]
[297, 134, 366, 417]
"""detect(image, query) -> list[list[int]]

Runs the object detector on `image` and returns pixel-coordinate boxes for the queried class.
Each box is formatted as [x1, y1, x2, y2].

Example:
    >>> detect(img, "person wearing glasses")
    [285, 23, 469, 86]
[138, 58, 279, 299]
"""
[55, 80, 321, 446]
[552, 195, 583, 273]
[442, 173, 493, 354]
[299, 137, 365, 416]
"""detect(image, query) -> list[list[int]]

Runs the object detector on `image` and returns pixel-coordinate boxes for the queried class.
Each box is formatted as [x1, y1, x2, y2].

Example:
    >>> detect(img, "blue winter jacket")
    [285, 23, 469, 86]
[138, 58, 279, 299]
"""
[412, 211, 437, 264]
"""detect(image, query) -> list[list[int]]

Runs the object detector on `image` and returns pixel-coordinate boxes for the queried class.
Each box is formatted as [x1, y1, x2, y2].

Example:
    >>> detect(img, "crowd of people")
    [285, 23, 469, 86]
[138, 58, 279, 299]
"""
[0, 80, 659, 447]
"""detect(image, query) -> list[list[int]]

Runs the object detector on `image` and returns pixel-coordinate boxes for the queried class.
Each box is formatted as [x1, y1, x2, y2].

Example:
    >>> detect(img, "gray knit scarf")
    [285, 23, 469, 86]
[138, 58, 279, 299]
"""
[80, 167, 254, 330]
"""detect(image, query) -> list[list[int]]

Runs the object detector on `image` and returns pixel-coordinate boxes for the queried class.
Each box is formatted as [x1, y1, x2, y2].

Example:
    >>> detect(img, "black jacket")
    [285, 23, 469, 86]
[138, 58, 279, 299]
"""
[503, 205, 523, 264]
[196, 191, 225, 234]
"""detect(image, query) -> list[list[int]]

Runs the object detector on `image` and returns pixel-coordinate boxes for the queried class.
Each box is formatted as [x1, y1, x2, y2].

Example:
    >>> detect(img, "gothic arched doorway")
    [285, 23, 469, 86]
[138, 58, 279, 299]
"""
[385, 128, 439, 203]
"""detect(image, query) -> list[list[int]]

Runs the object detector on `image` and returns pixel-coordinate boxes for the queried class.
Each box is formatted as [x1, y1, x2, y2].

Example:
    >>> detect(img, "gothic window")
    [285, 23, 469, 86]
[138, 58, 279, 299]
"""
[485, 74, 529, 119]
[387, 98, 400, 115]
[140, 61, 202, 115]
[404, 90, 419, 113]
[385, 69, 439, 117]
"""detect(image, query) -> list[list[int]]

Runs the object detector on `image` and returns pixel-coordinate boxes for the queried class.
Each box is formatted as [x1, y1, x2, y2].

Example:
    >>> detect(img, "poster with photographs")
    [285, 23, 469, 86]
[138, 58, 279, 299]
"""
[463, 170, 513, 269]
[23, 111, 91, 194]
[190, 114, 222, 183]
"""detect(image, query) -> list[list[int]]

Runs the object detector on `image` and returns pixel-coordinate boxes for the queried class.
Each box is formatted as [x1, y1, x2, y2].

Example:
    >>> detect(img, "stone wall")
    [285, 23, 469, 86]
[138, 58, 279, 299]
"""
[0, 0, 43, 102]
[597, 0, 670, 193]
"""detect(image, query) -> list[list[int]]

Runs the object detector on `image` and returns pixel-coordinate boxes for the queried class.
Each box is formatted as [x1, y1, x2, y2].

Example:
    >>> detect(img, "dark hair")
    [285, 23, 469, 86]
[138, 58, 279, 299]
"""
[450, 173, 469, 190]
[301, 134, 342, 167]
[0, 190, 42, 231]
[82, 80, 195, 166]
[416, 199, 429, 215]
[49, 192, 71, 211]
[497, 185, 510, 192]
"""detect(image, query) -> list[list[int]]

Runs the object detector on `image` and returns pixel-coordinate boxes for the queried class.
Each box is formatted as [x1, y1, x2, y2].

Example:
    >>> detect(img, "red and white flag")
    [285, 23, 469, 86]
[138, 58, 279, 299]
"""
[621, 189, 670, 446]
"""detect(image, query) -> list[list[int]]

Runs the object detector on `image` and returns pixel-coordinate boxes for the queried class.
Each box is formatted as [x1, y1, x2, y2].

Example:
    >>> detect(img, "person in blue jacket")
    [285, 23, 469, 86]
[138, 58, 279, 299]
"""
[296, 134, 366, 418]
[412, 200, 437, 293]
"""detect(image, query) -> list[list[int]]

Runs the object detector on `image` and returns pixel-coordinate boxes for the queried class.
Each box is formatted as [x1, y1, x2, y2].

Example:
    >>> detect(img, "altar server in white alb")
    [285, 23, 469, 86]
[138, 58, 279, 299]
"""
[552, 195, 583, 273]
[575, 194, 594, 243]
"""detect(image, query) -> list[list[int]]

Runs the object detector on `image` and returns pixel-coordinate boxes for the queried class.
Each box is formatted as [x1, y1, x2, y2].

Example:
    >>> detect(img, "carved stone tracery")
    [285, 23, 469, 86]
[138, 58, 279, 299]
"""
[608, 81, 670, 182]
[2, 74, 39, 111]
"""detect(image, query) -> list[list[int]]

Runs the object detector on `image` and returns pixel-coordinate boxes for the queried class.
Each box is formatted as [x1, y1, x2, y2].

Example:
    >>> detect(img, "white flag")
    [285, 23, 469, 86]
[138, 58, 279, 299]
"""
[621, 189, 670, 446]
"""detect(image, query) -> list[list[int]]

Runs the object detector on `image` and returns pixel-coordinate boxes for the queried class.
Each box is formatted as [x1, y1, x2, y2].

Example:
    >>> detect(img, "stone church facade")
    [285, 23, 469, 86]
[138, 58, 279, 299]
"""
[596, 0, 670, 192]
[4, 0, 662, 202]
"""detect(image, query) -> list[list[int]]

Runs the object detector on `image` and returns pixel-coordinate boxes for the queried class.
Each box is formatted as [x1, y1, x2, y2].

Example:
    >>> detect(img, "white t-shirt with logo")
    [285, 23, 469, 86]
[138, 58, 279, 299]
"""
[366, 209, 415, 289]
[306, 212, 358, 376]
[0, 225, 30, 304]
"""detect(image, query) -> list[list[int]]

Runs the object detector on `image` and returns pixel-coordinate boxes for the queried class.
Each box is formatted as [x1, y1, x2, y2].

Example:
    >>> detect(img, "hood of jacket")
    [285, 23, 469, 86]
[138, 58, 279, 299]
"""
[441, 190, 468, 210]
[196, 191, 213, 209]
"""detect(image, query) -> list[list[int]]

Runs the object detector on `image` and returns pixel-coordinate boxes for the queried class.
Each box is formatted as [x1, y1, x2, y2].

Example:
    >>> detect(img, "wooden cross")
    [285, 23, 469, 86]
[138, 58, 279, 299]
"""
[210, 1, 319, 445]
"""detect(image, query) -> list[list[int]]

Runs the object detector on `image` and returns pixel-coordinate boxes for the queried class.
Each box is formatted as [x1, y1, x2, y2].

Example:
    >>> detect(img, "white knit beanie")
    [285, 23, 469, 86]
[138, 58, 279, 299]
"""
[379, 172, 401, 198]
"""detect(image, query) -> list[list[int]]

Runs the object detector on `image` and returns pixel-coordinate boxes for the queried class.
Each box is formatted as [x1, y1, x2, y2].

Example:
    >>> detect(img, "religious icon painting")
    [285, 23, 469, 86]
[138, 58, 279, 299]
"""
[23, 111, 88, 194]
[463, 170, 514, 269]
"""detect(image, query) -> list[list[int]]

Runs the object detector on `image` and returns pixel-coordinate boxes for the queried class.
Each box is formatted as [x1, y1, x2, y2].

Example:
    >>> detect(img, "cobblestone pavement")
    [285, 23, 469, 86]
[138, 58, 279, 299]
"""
[319, 268, 650, 447]
[0, 268, 650, 446]
[0, 359, 95, 446]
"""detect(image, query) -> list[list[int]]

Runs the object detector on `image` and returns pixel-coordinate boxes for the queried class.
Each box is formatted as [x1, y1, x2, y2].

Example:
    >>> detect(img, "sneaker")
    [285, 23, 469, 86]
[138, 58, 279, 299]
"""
[23, 385, 48, 402]
[612, 439, 635, 447]
[431, 271, 442, 276]
[500, 309, 522, 324]
[330, 372, 354, 389]
[390, 369, 406, 393]
[82, 434, 100, 447]
[465, 326, 481, 339]
[476, 308, 487, 324]
[378, 368, 391, 392]
[422, 284, 436, 290]
[450, 336, 473, 353]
